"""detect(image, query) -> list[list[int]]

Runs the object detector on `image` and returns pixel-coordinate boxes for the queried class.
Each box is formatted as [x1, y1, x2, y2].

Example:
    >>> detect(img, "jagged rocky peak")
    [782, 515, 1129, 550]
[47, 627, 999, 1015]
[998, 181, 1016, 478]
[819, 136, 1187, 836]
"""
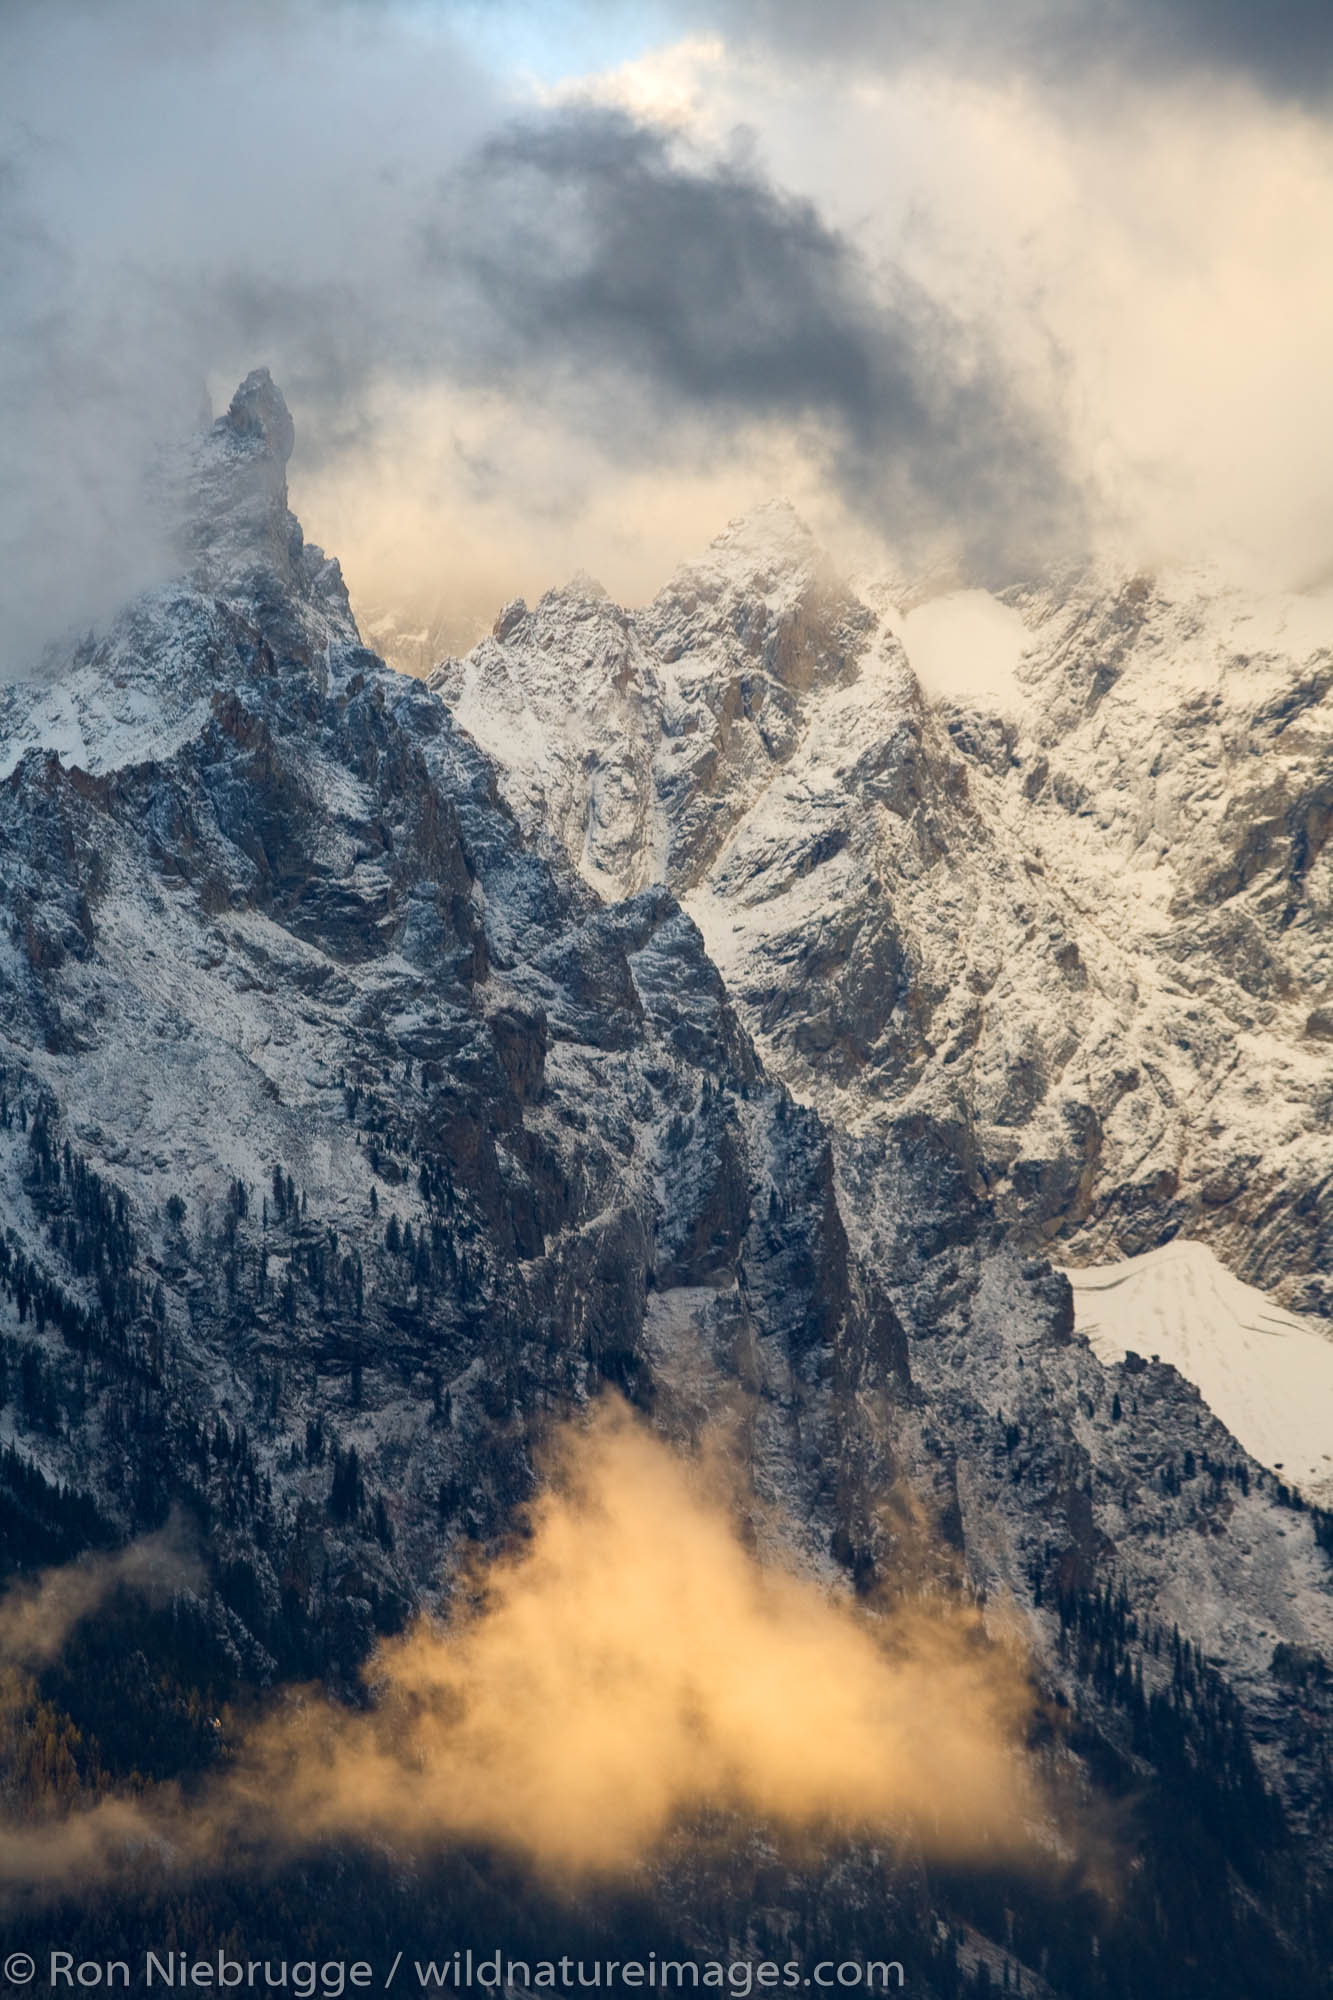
[559, 567, 611, 603]
[174, 366, 350, 624]
[645, 497, 875, 691]
[0, 371, 363, 781]
[482, 568, 634, 670]
[430, 500, 891, 898]
[689, 496, 824, 576]
[223, 365, 297, 461]
[432, 513, 1333, 1323]
[492, 596, 527, 641]
[184, 365, 306, 595]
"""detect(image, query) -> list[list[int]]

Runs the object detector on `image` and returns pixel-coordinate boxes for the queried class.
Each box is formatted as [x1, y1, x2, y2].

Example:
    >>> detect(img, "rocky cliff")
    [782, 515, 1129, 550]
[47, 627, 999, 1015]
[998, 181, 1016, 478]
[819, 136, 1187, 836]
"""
[431, 513, 1333, 1308]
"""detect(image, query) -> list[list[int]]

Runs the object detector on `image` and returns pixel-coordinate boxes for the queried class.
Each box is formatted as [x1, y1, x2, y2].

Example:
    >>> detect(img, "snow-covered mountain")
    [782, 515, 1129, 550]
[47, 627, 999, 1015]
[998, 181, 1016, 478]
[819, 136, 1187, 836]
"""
[3, 388, 1333, 1990]
[430, 508, 1333, 1454]
[2, 379, 913, 1638]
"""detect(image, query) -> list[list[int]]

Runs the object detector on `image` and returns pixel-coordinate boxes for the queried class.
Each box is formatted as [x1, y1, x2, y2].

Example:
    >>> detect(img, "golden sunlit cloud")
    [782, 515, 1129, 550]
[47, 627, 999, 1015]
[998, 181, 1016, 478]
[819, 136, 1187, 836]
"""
[0, 1401, 1046, 1899]
[289, 383, 847, 669]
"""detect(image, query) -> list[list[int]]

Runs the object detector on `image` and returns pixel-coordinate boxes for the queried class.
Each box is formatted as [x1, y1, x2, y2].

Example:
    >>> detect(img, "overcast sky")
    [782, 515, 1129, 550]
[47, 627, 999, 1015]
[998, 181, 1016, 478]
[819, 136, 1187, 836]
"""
[3, 0, 1333, 668]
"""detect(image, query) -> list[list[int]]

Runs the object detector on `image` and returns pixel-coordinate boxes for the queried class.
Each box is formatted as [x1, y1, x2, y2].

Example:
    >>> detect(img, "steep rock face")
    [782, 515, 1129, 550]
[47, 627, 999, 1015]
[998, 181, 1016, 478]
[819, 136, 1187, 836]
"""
[836, 1138, 1333, 1843]
[998, 568, 1333, 1303]
[434, 533, 1333, 1315]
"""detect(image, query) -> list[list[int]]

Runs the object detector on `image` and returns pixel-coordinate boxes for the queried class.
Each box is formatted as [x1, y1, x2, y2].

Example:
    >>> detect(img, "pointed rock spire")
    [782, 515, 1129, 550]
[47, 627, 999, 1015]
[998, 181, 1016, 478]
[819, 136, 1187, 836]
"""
[223, 367, 295, 464]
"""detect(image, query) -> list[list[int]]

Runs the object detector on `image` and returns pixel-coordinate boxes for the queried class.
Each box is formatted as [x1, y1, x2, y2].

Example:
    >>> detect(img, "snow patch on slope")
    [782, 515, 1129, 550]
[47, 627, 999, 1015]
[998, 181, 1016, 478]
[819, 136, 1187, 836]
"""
[1066, 1239, 1333, 1504]
[0, 653, 212, 779]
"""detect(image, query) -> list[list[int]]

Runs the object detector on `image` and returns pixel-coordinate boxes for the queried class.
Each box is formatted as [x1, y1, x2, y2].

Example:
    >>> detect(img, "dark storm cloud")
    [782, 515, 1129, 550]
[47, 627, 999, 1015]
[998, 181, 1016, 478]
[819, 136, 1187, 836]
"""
[192, 104, 1080, 577]
[183, 103, 1079, 575]
[707, 0, 1333, 102]
[422, 109, 1082, 576]
[1127, 0, 1333, 95]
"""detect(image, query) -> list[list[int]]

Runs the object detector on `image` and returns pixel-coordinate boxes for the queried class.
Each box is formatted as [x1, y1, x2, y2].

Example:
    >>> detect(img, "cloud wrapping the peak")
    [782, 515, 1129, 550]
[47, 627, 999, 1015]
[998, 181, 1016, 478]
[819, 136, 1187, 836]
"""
[0, 0, 1084, 673]
[2, 0, 1331, 671]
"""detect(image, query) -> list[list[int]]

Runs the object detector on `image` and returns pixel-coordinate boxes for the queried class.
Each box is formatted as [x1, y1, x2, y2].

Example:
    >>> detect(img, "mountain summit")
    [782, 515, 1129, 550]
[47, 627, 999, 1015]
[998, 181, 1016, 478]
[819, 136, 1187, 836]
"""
[0, 368, 357, 780]
[183, 364, 301, 595]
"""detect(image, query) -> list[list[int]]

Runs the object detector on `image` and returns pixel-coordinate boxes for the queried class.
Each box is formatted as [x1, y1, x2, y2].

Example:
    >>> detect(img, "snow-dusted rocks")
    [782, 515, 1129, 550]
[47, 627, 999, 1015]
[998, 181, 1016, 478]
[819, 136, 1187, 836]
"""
[0, 370, 357, 783]
[433, 528, 1333, 1319]
[430, 501, 876, 899]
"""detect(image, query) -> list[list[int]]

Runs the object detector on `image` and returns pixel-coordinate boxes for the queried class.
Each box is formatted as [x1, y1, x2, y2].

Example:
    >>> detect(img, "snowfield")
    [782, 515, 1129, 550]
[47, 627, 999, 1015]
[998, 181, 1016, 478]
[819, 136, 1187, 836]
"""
[1066, 1237, 1333, 1505]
